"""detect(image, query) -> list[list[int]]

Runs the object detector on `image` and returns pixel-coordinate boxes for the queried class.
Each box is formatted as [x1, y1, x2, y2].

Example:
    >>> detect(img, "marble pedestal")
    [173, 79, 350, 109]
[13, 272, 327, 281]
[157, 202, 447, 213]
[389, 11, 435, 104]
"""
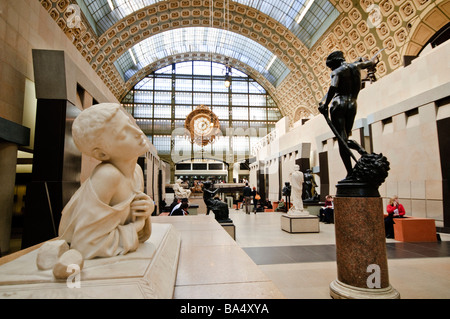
[221, 222, 236, 240]
[0, 223, 181, 299]
[330, 196, 400, 299]
[280, 213, 319, 233]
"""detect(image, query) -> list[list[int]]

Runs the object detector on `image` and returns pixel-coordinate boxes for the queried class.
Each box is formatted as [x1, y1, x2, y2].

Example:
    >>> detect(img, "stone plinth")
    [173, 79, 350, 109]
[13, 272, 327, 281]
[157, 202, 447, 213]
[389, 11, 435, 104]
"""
[187, 204, 199, 215]
[189, 195, 207, 214]
[221, 222, 236, 240]
[281, 214, 319, 233]
[0, 223, 181, 299]
[330, 196, 400, 299]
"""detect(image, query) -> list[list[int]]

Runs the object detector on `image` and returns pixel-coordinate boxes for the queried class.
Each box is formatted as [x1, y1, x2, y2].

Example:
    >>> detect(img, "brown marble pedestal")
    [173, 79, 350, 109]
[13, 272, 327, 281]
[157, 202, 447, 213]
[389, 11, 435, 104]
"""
[330, 196, 400, 299]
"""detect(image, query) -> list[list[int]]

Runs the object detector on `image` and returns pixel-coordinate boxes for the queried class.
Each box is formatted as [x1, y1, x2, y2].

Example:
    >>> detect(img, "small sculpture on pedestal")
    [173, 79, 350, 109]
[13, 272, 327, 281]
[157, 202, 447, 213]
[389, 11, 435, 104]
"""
[280, 169, 319, 233]
[173, 178, 191, 199]
[318, 50, 389, 196]
[288, 165, 308, 216]
[203, 181, 232, 223]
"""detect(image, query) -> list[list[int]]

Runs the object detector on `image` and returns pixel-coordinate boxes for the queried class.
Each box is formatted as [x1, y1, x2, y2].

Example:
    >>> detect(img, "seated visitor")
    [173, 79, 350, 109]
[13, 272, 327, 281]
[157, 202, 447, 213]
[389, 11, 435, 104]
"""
[58, 103, 154, 259]
[169, 197, 180, 212]
[170, 198, 189, 215]
[319, 195, 334, 223]
[386, 195, 405, 218]
[275, 198, 286, 212]
[385, 195, 406, 239]
[171, 202, 189, 216]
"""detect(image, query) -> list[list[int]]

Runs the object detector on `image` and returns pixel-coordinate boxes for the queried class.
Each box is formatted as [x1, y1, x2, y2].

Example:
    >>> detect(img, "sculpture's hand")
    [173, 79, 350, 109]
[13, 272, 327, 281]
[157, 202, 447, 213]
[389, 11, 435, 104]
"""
[131, 192, 154, 229]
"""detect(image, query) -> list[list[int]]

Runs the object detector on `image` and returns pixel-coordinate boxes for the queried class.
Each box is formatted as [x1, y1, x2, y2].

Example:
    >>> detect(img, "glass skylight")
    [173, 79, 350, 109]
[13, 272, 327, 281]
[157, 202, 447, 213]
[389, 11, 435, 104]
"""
[78, 0, 339, 48]
[114, 27, 290, 87]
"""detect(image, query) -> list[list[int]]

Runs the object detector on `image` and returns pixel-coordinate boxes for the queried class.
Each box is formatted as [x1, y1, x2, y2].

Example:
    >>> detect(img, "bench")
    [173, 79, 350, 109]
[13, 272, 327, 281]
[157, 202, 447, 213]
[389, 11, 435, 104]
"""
[390, 216, 437, 242]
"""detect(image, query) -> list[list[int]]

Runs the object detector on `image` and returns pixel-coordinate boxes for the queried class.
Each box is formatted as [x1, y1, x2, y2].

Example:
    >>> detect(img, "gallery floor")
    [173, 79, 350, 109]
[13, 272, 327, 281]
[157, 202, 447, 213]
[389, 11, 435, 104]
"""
[5, 209, 450, 299]
[227, 210, 450, 299]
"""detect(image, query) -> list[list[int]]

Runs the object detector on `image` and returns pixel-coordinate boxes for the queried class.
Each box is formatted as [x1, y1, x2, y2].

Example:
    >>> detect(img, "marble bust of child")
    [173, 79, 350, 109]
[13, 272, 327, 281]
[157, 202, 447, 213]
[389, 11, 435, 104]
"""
[58, 103, 154, 259]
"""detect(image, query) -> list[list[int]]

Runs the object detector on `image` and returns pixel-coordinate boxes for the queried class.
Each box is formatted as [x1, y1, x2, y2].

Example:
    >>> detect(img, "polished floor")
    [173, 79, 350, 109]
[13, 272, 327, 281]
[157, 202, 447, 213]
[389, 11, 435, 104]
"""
[4, 209, 449, 299]
[228, 209, 450, 299]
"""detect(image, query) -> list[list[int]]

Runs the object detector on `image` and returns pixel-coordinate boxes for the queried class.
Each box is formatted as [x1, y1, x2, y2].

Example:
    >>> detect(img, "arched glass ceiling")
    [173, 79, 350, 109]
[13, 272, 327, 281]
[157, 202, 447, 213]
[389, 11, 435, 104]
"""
[114, 27, 290, 87]
[78, 0, 339, 48]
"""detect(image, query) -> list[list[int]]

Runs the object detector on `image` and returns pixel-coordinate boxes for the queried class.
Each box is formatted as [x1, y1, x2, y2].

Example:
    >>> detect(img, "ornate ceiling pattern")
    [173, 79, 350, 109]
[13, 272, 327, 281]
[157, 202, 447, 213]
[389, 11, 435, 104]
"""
[40, 0, 449, 122]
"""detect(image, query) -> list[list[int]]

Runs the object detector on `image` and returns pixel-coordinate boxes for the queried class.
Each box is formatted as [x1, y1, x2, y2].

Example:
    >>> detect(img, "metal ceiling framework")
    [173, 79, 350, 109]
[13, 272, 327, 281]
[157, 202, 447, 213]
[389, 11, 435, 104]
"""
[42, 0, 450, 121]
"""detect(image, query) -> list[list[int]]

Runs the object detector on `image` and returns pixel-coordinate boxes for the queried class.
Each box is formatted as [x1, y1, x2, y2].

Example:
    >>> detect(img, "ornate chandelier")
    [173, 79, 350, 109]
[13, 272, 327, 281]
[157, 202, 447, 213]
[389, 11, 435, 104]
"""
[185, 105, 220, 147]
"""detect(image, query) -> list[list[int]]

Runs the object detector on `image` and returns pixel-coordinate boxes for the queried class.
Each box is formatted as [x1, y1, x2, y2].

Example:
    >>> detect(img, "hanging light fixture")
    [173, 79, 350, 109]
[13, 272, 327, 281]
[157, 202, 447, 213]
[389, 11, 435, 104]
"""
[223, 0, 232, 88]
[224, 64, 232, 88]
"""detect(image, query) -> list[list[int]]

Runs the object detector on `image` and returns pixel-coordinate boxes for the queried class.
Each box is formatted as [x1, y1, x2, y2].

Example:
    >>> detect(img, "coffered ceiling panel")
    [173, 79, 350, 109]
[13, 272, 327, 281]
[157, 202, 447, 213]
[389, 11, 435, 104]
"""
[42, 0, 450, 122]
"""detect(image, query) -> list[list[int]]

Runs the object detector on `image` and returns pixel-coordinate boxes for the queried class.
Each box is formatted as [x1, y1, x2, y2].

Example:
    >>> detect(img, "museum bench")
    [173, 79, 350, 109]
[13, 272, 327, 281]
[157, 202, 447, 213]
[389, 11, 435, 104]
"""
[390, 216, 437, 242]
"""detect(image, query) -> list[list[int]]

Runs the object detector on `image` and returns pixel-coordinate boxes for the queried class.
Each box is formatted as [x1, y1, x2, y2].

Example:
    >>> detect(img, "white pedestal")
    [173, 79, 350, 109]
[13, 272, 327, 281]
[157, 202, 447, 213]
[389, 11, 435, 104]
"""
[0, 223, 181, 298]
[281, 214, 320, 233]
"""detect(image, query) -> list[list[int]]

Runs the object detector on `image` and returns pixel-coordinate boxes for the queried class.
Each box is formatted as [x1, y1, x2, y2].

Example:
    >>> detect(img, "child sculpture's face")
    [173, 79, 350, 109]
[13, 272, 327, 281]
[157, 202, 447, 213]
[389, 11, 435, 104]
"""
[102, 109, 150, 161]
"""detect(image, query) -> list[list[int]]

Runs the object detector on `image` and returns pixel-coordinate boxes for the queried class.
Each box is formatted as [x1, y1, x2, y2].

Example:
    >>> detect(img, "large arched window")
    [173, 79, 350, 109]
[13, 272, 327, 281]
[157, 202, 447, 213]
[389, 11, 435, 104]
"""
[122, 61, 282, 163]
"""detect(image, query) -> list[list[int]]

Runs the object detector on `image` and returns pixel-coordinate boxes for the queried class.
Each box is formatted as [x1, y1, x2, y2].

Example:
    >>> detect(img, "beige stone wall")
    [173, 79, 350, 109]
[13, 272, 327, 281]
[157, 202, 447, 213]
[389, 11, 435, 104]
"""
[371, 103, 442, 217]
[0, 0, 120, 252]
[0, 0, 117, 129]
[255, 40, 450, 226]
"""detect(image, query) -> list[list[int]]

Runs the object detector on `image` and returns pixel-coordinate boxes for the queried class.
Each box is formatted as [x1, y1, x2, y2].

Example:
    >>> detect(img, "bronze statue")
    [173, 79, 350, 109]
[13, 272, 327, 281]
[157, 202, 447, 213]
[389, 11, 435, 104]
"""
[303, 169, 319, 202]
[202, 181, 232, 223]
[319, 51, 374, 179]
[319, 51, 389, 196]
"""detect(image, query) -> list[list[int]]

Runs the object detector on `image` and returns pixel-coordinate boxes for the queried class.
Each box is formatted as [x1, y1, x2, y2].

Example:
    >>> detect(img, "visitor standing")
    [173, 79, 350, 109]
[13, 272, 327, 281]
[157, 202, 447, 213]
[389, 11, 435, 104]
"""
[242, 183, 252, 214]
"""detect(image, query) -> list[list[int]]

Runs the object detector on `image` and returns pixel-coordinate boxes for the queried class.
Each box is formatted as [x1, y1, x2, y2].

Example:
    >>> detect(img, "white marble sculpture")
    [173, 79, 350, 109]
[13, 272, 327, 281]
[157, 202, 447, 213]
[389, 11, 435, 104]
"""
[56, 103, 154, 262]
[288, 165, 308, 216]
[172, 178, 191, 199]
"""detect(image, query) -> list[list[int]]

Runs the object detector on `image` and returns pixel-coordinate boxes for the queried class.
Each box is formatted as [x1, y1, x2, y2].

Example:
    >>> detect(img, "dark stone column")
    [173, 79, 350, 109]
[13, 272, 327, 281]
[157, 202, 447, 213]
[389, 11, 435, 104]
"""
[437, 116, 450, 232]
[256, 161, 265, 202]
[318, 151, 329, 202]
[0, 118, 30, 255]
[21, 99, 81, 248]
[21, 50, 82, 248]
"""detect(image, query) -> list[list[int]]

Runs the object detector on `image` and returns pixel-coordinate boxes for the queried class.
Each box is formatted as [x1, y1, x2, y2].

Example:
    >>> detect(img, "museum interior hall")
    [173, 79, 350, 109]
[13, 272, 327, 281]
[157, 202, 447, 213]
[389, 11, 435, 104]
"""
[0, 0, 450, 300]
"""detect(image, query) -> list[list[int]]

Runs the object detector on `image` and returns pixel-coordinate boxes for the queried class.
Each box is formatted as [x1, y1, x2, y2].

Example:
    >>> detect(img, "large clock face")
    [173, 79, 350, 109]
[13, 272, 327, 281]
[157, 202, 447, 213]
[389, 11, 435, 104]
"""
[193, 115, 213, 135]
[185, 105, 220, 147]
